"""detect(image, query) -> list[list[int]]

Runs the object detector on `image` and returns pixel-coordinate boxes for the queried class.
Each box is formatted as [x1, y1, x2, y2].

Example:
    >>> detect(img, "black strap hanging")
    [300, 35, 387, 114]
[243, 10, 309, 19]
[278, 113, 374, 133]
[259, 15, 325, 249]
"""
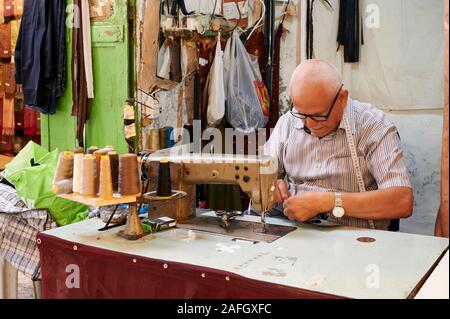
[306, 0, 333, 60]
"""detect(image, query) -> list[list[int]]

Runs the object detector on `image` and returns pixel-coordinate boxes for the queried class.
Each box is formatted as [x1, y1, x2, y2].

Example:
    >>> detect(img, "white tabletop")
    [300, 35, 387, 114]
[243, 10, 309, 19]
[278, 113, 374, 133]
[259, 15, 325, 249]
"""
[42, 212, 449, 299]
[415, 250, 449, 299]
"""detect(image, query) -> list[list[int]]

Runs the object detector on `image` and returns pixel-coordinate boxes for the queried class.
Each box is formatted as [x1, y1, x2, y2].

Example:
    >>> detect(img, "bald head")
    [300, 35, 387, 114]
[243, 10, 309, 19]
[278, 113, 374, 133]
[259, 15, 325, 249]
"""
[289, 59, 348, 138]
[290, 59, 342, 100]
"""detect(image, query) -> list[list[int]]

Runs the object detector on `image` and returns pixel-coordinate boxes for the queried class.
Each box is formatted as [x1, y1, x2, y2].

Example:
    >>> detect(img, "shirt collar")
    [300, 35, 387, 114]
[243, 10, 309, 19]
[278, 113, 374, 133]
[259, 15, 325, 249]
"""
[292, 98, 357, 135]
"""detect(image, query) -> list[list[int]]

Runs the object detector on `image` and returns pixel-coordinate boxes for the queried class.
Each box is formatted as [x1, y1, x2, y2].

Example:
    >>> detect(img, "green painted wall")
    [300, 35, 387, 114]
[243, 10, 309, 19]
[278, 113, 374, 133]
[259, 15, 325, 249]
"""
[41, 0, 131, 154]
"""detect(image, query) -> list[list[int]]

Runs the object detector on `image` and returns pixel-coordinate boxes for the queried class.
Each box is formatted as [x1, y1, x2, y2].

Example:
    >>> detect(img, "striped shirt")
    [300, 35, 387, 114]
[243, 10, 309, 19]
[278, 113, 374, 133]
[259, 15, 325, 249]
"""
[264, 99, 412, 229]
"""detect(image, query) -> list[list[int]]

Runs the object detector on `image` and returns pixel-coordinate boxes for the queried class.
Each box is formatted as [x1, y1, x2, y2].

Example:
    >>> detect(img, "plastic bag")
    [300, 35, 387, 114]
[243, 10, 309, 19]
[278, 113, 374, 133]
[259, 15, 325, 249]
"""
[206, 34, 226, 127]
[4, 141, 89, 226]
[223, 31, 270, 133]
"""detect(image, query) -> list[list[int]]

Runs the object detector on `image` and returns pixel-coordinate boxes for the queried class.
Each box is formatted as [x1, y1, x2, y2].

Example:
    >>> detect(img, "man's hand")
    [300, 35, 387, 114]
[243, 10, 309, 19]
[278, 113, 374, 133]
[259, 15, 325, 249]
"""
[275, 179, 290, 204]
[283, 192, 333, 222]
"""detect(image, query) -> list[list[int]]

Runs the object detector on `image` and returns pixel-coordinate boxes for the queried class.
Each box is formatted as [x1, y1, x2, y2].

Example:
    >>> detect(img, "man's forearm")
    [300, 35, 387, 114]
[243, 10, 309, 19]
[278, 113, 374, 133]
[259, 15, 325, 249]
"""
[319, 187, 414, 220]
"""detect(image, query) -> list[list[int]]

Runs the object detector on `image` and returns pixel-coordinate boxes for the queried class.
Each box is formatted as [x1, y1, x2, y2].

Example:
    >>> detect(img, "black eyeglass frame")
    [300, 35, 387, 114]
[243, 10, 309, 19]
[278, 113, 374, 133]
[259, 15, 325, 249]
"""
[290, 84, 344, 122]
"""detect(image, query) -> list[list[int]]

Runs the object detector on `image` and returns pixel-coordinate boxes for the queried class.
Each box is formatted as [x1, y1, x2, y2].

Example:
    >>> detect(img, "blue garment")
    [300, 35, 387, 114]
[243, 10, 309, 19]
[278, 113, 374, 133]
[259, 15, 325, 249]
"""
[14, 0, 66, 114]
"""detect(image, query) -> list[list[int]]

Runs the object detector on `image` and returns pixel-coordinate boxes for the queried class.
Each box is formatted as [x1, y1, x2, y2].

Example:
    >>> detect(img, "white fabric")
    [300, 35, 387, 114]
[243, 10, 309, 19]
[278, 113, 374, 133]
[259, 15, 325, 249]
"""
[81, 0, 94, 99]
[301, 0, 444, 110]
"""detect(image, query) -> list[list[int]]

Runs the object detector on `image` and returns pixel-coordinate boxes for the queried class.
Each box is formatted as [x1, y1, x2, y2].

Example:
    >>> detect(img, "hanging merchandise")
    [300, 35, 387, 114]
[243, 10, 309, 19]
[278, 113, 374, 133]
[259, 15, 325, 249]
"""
[13, 0, 23, 17]
[223, 30, 269, 133]
[306, 0, 333, 60]
[10, 18, 19, 53]
[23, 106, 39, 137]
[337, 0, 363, 63]
[81, 0, 94, 99]
[14, 95, 23, 131]
[0, 0, 3, 24]
[2, 0, 13, 22]
[14, 0, 67, 114]
[71, 0, 94, 146]
[0, 64, 4, 95]
[206, 34, 225, 128]
[0, 23, 11, 62]
[3, 62, 15, 94]
[1, 93, 14, 136]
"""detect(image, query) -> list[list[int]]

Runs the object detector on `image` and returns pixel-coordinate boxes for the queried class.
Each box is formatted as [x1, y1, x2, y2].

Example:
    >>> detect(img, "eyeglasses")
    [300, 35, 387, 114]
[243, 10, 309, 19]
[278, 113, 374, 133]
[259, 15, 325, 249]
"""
[290, 84, 344, 122]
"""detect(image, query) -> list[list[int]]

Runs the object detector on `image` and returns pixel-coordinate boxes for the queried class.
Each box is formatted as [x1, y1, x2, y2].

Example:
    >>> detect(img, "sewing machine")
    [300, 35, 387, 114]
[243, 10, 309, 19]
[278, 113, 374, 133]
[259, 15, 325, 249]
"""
[140, 147, 280, 238]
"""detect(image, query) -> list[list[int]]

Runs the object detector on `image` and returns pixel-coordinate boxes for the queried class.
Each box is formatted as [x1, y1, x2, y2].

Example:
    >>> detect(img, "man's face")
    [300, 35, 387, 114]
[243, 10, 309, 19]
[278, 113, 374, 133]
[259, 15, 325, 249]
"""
[291, 86, 347, 138]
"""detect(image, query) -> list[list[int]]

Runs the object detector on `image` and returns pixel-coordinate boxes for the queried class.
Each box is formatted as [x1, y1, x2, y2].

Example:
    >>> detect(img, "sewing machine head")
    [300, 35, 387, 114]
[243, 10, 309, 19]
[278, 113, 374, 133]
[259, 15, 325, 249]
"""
[140, 146, 278, 222]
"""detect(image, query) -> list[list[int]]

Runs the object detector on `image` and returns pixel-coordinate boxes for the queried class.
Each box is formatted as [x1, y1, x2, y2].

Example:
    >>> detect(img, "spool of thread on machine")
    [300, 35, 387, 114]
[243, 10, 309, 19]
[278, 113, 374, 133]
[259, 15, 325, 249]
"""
[53, 151, 74, 184]
[80, 154, 96, 196]
[159, 127, 168, 149]
[108, 151, 119, 193]
[72, 153, 84, 194]
[73, 147, 84, 154]
[157, 157, 172, 198]
[87, 146, 99, 155]
[98, 155, 113, 199]
[148, 128, 160, 152]
[93, 149, 108, 193]
[165, 127, 175, 147]
[102, 146, 115, 153]
[118, 154, 141, 196]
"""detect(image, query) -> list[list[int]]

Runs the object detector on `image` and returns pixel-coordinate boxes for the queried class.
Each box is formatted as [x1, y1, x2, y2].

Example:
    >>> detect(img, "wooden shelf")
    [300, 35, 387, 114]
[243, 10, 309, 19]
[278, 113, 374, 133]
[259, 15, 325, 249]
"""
[57, 193, 139, 207]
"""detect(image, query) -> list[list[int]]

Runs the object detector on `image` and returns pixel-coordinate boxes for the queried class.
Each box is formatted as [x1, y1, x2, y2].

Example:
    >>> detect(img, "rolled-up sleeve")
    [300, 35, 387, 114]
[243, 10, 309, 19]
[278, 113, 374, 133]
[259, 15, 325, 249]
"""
[364, 123, 412, 190]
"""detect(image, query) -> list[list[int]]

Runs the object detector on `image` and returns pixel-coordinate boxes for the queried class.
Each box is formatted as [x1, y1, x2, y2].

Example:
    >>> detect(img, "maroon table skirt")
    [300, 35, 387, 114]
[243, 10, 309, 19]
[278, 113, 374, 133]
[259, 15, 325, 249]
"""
[37, 232, 341, 299]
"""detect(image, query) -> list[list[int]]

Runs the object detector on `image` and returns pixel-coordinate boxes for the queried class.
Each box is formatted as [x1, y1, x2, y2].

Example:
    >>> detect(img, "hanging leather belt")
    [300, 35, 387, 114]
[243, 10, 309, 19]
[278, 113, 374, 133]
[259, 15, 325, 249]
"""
[71, 0, 91, 147]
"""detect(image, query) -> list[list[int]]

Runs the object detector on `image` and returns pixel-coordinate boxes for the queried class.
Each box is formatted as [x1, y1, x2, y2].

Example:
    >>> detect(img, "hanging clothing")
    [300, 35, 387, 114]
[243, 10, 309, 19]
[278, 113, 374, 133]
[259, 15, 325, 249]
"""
[71, 0, 93, 146]
[23, 106, 39, 137]
[337, 0, 363, 63]
[14, 0, 67, 114]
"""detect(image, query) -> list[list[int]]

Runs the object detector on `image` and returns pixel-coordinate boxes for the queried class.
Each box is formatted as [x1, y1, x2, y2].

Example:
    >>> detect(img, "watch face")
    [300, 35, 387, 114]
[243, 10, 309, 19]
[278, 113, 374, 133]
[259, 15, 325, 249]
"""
[333, 207, 345, 218]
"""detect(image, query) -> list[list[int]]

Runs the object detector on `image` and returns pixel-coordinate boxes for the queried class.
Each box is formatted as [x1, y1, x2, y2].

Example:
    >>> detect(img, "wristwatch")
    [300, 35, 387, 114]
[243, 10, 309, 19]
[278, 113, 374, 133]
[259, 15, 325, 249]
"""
[332, 192, 345, 218]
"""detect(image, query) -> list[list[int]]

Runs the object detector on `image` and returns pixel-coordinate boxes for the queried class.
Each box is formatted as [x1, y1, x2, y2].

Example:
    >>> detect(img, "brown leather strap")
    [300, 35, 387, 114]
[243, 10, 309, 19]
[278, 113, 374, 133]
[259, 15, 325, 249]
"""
[71, 0, 91, 147]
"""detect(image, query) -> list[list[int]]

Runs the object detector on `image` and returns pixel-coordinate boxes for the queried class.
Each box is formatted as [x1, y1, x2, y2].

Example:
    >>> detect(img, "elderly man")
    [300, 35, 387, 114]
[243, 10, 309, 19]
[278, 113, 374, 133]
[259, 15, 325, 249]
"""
[265, 60, 413, 230]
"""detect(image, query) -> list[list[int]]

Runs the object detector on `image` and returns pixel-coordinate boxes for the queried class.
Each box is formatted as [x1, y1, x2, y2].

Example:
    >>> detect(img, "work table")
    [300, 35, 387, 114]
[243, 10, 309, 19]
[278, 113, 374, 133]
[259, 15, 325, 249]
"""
[37, 211, 449, 299]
